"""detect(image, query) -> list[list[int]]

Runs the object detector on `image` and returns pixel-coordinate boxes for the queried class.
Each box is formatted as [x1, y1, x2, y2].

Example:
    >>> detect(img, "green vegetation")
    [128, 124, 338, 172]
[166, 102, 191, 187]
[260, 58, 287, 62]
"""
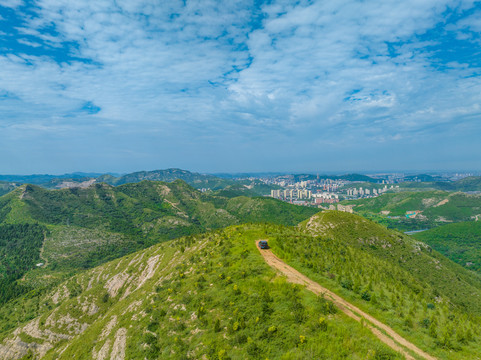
[268, 211, 481, 359]
[2, 182, 481, 359]
[0, 227, 403, 359]
[213, 181, 282, 198]
[414, 221, 481, 274]
[0, 180, 316, 319]
[0, 224, 46, 304]
[42, 226, 140, 270]
[343, 190, 481, 232]
[98, 168, 237, 190]
[1, 181, 315, 233]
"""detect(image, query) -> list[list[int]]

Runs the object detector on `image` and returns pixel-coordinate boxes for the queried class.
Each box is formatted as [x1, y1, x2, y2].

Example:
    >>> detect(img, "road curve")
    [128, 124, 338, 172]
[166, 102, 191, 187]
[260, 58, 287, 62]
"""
[256, 241, 437, 360]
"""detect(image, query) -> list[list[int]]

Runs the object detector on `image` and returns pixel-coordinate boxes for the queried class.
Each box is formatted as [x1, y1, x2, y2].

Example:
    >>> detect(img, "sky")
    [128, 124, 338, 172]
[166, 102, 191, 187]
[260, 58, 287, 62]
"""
[1, 0, 481, 174]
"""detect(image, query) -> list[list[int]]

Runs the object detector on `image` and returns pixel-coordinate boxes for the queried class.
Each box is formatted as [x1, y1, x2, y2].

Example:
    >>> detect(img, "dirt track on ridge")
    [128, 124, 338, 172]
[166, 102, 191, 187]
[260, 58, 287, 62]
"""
[256, 241, 437, 360]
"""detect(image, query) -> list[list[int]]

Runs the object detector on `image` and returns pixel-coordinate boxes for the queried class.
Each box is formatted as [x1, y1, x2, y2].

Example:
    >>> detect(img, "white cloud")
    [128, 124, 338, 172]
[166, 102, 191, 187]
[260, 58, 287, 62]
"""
[1, 0, 481, 172]
[0, 0, 23, 9]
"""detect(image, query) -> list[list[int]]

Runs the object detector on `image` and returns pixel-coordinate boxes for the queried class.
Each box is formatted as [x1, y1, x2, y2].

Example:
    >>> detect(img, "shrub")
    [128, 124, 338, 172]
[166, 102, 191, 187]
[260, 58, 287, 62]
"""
[361, 290, 371, 301]
[318, 317, 328, 331]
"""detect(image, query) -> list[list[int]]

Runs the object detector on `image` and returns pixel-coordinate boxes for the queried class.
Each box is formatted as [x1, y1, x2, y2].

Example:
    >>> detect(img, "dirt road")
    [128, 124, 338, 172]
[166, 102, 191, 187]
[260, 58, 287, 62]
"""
[257, 241, 436, 360]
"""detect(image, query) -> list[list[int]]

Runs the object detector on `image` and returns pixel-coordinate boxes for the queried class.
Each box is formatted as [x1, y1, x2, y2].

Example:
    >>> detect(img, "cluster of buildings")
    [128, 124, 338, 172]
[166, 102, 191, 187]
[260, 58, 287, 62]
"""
[270, 188, 340, 206]
[313, 192, 339, 204]
[270, 189, 312, 200]
[345, 185, 398, 198]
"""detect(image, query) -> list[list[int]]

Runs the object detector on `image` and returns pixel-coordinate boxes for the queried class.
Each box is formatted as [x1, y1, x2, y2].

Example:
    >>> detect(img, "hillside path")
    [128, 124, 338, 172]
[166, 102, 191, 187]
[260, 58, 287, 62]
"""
[256, 241, 436, 360]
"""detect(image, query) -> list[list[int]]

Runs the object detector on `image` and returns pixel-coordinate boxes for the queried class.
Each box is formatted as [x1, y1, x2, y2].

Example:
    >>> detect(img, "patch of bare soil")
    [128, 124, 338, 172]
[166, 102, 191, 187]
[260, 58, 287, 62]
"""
[433, 199, 449, 207]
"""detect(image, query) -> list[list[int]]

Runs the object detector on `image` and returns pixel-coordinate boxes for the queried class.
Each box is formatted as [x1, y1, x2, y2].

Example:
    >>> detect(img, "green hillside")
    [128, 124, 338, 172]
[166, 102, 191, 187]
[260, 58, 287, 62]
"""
[414, 221, 481, 274]
[0, 181, 315, 234]
[2, 191, 481, 358]
[0, 224, 46, 304]
[0, 181, 316, 306]
[2, 213, 481, 359]
[97, 168, 236, 190]
[450, 176, 481, 191]
[213, 181, 282, 198]
[0, 169, 280, 195]
[343, 191, 481, 232]
[0, 227, 402, 360]
[268, 211, 481, 358]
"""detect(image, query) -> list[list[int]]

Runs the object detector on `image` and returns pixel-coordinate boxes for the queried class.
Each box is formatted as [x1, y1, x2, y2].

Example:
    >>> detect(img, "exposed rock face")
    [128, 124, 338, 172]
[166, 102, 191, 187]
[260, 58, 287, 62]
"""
[0, 317, 73, 359]
[105, 272, 130, 298]
[111, 328, 127, 360]
[0, 236, 208, 360]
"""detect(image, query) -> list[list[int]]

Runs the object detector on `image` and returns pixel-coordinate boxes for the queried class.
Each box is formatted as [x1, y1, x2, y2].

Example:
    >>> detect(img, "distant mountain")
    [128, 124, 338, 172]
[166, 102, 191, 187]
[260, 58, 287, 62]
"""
[401, 176, 481, 192]
[403, 174, 443, 182]
[0, 172, 103, 185]
[0, 169, 281, 196]
[96, 168, 282, 195]
[449, 176, 481, 191]
[97, 168, 229, 187]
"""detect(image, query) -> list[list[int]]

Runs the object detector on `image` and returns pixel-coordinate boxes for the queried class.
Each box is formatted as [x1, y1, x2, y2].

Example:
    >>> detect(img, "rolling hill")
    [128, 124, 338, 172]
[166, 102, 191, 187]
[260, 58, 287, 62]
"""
[0, 169, 281, 197]
[0, 226, 403, 360]
[269, 211, 481, 359]
[414, 221, 481, 274]
[96, 168, 234, 190]
[2, 212, 481, 359]
[0, 180, 317, 306]
[343, 190, 481, 232]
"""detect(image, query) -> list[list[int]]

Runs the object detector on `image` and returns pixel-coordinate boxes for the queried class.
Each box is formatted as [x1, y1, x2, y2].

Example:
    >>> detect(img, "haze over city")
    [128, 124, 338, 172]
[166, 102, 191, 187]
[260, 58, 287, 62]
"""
[1, 0, 481, 174]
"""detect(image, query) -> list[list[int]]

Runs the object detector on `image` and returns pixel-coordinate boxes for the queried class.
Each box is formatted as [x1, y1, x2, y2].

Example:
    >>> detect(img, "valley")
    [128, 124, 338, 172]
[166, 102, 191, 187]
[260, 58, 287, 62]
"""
[3, 0, 481, 358]
[1, 178, 481, 359]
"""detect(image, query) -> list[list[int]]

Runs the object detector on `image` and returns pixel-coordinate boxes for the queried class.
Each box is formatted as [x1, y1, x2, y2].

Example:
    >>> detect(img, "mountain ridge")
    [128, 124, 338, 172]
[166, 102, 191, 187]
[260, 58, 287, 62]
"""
[2, 211, 481, 359]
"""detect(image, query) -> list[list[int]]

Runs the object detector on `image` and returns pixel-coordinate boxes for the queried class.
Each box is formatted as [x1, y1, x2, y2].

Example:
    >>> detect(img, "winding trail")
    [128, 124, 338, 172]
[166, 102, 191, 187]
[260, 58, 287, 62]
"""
[256, 241, 436, 360]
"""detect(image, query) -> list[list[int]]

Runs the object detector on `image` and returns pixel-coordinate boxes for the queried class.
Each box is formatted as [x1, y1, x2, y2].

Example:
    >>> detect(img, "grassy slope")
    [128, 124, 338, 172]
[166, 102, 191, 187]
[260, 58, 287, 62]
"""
[0, 227, 401, 360]
[267, 211, 481, 359]
[0, 181, 317, 330]
[3, 213, 481, 359]
[343, 191, 450, 216]
[414, 221, 481, 274]
[98, 168, 236, 190]
[0, 181, 316, 234]
[343, 191, 481, 233]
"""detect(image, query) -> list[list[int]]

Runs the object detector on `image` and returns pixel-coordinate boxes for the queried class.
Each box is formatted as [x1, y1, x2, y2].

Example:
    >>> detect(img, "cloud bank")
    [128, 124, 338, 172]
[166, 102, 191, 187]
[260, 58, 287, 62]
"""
[0, 0, 480, 172]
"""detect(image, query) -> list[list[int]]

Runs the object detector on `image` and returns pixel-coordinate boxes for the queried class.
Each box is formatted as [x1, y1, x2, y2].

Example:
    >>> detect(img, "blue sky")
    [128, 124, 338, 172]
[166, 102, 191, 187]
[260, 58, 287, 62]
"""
[1, 0, 481, 174]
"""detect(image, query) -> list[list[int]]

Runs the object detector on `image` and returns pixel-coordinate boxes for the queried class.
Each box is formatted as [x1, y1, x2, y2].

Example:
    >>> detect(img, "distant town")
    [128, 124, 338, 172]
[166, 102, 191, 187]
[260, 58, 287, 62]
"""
[268, 177, 399, 207]
[223, 171, 479, 208]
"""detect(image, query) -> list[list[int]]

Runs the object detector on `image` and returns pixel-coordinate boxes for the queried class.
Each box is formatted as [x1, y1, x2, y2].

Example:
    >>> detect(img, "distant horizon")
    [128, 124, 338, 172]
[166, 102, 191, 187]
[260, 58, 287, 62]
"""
[0, 167, 480, 178]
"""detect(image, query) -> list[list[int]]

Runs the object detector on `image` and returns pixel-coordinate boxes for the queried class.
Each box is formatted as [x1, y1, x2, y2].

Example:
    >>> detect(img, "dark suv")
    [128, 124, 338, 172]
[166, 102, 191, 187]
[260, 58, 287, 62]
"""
[258, 240, 269, 249]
